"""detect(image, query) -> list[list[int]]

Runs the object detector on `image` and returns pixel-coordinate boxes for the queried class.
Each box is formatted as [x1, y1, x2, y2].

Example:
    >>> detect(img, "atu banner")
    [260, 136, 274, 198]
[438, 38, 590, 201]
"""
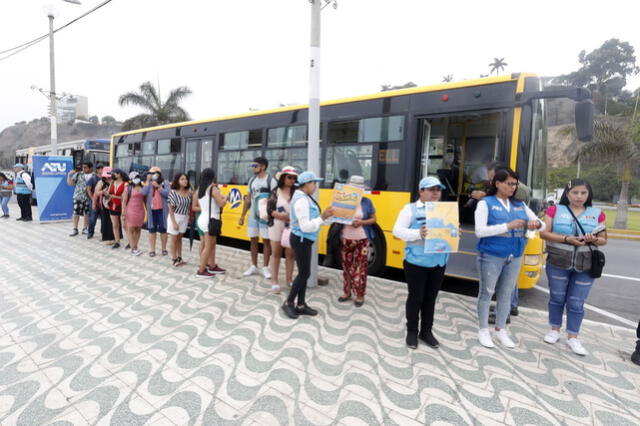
[32, 155, 74, 222]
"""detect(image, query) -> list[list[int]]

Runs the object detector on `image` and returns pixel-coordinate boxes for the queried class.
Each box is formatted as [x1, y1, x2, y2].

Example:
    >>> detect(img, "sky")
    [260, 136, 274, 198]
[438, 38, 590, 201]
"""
[1, 0, 639, 133]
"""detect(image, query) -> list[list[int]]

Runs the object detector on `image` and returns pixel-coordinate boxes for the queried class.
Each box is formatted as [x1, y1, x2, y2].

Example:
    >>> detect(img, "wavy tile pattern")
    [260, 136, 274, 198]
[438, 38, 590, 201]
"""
[1, 215, 639, 425]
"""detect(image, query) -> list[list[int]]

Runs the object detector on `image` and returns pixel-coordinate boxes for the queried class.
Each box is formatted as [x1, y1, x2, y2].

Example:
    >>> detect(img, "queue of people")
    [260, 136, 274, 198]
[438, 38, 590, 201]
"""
[12, 157, 633, 361]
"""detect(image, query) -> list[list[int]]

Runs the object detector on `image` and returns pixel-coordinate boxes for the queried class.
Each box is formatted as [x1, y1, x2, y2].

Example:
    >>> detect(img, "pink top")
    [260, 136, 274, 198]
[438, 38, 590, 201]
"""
[546, 205, 605, 223]
[125, 188, 146, 228]
[342, 205, 367, 240]
[151, 188, 162, 210]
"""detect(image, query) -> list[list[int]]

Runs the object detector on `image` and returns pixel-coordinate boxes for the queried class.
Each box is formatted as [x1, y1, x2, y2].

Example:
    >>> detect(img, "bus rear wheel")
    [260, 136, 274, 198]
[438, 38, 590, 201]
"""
[324, 224, 386, 276]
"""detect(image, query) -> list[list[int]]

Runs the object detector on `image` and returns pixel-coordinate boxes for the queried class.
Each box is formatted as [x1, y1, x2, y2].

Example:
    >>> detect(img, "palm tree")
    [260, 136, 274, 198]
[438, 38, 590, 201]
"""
[489, 58, 508, 75]
[442, 74, 454, 83]
[578, 118, 640, 228]
[118, 81, 192, 131]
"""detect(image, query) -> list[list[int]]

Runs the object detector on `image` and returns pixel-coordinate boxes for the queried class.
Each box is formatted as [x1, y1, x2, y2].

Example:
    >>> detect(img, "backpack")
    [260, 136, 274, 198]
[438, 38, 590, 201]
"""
[249, 174, 275, 225]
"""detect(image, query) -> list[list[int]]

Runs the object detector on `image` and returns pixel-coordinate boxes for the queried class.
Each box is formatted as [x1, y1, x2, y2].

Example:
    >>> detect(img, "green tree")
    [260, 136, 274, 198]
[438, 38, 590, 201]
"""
[101, 115, 117, 125]
[557, 39, 639, 115]
[118, 81, 192, 131]
[579, 118, 640, 228]
[380, 82, 417, 92]
[488, 58, 507, 75]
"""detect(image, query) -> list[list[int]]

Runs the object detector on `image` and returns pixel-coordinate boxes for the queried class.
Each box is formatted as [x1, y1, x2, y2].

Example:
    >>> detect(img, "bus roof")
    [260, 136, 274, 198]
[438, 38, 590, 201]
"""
[112, 73, 537, 138]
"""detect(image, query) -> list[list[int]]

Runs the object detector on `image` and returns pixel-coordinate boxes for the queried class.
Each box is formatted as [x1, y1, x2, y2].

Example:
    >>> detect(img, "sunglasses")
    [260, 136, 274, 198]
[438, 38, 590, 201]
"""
[285, 175, 296, 180]
[251, 164, 260, 168]
[420, 187, 441, 191]
[500, 181, 519, 187]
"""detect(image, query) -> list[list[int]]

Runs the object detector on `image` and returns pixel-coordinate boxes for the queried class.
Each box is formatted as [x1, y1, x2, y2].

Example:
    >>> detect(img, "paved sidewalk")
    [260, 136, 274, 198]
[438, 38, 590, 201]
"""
[1, 209, 639, 425]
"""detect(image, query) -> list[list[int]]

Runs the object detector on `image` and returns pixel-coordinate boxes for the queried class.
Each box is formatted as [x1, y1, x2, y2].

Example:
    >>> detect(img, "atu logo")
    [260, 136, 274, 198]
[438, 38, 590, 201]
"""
[41, 162, 67, 175]
[228, 188, 242, 209]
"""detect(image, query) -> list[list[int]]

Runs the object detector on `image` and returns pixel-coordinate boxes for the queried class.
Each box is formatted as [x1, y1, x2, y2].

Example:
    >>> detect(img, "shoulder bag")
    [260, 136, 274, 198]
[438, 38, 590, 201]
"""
[567, 208, 605, 278]
[208, 186, 222, 237]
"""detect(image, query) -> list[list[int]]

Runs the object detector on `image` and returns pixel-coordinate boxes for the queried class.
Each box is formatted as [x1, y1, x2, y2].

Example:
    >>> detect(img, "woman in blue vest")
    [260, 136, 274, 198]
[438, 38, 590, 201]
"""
[393, 176, 451, 349]
[281, 171, 334, 319]
[540, 179, 607, 356]
[475, 168, 544, 349]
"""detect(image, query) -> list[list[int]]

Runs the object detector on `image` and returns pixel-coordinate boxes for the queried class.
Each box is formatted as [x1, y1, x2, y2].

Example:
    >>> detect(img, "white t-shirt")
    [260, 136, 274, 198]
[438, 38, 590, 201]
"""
[250, 174, 277, 202]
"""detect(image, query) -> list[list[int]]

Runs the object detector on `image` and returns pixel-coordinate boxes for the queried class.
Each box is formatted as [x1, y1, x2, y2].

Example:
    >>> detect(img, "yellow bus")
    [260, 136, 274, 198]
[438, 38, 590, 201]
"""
[110, 73, 592, 287]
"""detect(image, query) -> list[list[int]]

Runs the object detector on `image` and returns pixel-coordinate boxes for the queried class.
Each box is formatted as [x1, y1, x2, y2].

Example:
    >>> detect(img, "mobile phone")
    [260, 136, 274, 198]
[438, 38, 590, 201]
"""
[277, 206, 285, 213]
[591, 224, 606, 235]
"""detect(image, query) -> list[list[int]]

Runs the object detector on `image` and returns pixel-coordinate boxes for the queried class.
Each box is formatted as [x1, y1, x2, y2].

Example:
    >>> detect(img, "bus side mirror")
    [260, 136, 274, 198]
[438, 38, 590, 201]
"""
[575, 100, 594, 142]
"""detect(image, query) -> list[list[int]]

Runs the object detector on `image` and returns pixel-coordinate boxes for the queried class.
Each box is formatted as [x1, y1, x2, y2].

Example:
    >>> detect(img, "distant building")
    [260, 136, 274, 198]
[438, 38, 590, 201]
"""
[57, 95, 88, 122]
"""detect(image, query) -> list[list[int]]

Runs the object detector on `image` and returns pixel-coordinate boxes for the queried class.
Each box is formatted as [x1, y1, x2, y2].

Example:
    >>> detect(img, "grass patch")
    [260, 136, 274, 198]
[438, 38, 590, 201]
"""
[605, 209, 640, 231]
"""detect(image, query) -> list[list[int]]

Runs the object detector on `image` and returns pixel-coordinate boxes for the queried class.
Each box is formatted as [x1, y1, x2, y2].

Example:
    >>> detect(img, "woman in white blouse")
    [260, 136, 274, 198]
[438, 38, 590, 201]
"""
[474, 168, 544, 349]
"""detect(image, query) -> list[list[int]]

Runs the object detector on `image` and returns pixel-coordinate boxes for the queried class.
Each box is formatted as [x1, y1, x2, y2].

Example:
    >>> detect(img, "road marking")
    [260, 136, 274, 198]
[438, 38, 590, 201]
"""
[532, 285, 638, 328]
[602, 273, 640, 282]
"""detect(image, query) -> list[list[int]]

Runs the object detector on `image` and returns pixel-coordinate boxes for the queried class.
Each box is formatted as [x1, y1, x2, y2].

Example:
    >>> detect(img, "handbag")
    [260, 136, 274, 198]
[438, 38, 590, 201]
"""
[207, 186, 222, 237]
[281, 226, 291, 248]
[567, 208, 605, 278]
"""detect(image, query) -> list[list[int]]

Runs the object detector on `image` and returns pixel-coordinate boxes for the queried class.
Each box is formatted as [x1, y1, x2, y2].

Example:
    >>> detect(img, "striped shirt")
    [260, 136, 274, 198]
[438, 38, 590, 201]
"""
[168, 190, 191, 215]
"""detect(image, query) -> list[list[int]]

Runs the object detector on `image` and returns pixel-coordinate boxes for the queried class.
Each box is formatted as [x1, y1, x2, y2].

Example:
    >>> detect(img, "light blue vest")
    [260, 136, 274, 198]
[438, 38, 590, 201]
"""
[14, 172, 31, 195]
[477, 196, 529, 258]
[290, 190, 321, 242]
[551, 205, 600, 236]
[405, 202, 449, 268]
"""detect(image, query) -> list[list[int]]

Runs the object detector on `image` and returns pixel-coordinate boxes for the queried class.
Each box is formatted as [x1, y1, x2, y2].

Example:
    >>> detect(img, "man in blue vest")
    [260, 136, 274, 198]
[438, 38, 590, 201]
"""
[13, 163, 33, 221]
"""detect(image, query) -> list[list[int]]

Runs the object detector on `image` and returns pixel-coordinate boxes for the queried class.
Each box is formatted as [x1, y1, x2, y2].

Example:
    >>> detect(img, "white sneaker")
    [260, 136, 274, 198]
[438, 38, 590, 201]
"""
[478, 328, 495, 348]
[567, 338, 588, 356]
[494, 329, 516, 348]
[262, 266, 272, 279]
[243, 265, 259, 277]
[544, 330, 561, 344]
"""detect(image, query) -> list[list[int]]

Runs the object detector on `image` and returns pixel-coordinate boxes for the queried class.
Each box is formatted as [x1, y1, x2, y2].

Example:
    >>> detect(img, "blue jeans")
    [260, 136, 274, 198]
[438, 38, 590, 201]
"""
[0, 195, 10, 216]
[477, 252, 522, 329]
[546, 264, 594, 335]
[511, 285, 519, 310]
[87, 199, 99, 236]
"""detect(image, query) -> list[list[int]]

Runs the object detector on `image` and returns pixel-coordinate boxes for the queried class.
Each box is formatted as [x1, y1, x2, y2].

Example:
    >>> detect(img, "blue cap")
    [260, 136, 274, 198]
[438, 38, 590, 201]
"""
[14, 163, 24, 169]
[419, 176, 445, 189]
[296, 171, 324, 186]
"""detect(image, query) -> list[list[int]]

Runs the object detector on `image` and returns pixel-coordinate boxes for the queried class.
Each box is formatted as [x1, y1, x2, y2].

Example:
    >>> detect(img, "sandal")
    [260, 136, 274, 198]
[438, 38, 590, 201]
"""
[162, 250, 169, 256]
[354, 299, 365, 307]
[338, 295, 352, 303]
[149, 251, 156, 257]
[172, 258, 179, 266]
[176, 257, 186, 267]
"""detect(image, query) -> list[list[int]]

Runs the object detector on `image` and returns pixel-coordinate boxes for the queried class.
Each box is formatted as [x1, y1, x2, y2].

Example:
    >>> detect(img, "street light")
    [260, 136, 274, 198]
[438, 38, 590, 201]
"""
[43, 0, 81, 156]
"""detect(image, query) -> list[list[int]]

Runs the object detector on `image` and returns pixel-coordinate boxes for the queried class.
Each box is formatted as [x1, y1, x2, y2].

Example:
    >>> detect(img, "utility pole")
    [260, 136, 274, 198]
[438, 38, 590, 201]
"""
[307, 0, 321, 288]
[48, 12, 58, 156]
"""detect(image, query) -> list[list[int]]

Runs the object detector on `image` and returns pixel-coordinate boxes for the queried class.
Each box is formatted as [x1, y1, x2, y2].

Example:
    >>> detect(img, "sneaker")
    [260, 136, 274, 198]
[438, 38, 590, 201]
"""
[544, 330, 561, 344]
[271, 284, 281, 294]
[478, 328, 495, 348]
[208, 265, 225, 275]
[510, 306, 519, 317]
[281, 302, 299, 319]
[125, 244, 131, 250]
[196, 270, 216, 278]
[295, 305, 318, 316]
[243, 265, 259, 276]
[262, 266, 272, 279]
[495, 329, 516, 348]
[87, 234, 94, 240]
[111, 243, 120, 249]
[69, 229, 79, 237]
[406, 331, 418, 349]
[16, 218, 24, 221]
[81, 228, 88, 235]
[419, 330, 440, 348]
[567, 338, 588, 356]
[131, 249, 142, 256]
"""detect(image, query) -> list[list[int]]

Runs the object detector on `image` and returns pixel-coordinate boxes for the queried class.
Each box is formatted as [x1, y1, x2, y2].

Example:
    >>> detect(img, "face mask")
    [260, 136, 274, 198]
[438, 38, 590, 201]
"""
[132, 178, 141, 185]
[151, 174, 159, 181]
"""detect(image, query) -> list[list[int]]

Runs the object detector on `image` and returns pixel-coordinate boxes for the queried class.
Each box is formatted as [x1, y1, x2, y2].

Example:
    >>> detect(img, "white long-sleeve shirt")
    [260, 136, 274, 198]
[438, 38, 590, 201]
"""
[19, 171, 33, 191]
[293, 194, 325, 233]
[392, 200, 426, 242]
[474, 197, 545, 238]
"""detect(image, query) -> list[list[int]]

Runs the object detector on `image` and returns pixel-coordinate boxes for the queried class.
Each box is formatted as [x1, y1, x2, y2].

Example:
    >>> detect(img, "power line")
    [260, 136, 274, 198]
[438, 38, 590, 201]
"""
[0, 0, 114, 63]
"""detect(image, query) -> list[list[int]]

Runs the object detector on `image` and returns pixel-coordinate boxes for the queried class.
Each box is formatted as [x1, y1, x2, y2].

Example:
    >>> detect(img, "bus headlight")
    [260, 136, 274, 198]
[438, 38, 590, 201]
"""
[523, 255, 540, 266]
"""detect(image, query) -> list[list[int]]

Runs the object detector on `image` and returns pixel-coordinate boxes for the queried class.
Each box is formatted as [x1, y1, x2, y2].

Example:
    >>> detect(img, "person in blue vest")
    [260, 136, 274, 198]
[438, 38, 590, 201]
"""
[392, 176, 451, 349]
[13, 163, 33, 222]
[475, 167, 544, 349]
[281, 171, 334, 319]
[539, 178, 607, 356]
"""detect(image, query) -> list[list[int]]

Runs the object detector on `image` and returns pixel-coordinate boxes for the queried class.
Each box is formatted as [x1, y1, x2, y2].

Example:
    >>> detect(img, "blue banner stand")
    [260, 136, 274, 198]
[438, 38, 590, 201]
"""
[32, 155, 75, 222]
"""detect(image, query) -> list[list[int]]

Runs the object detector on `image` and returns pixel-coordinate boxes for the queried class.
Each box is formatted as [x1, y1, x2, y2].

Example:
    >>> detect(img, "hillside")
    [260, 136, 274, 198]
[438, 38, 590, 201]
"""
[0, 118, 121, 166]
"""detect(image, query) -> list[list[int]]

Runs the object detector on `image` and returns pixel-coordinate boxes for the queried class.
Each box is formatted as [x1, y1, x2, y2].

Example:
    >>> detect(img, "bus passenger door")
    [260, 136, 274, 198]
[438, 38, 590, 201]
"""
[185, 139, 200, 189]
